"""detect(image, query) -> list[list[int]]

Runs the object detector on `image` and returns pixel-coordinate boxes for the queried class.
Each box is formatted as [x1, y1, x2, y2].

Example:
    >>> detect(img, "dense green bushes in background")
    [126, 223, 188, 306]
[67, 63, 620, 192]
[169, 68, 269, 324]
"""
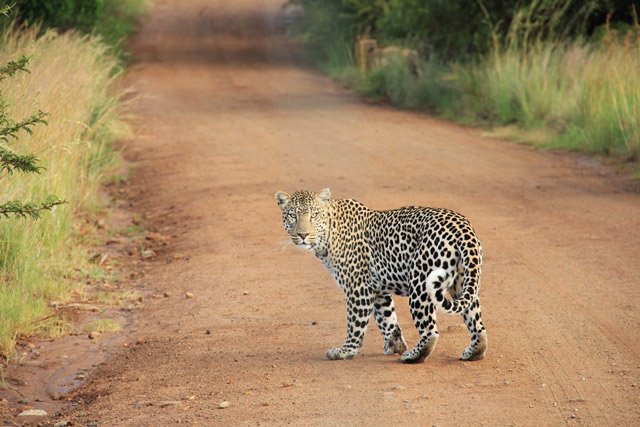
[14, 0, 102, 33]
[10, 0, 148, 54]
[289, 0, 640, 161]
[293, 0, 638, 59]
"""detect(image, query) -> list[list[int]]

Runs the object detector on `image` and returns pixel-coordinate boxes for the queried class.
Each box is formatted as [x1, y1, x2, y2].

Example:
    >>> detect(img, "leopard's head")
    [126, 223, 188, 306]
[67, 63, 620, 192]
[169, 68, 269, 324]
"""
[275, 188, 331, 251]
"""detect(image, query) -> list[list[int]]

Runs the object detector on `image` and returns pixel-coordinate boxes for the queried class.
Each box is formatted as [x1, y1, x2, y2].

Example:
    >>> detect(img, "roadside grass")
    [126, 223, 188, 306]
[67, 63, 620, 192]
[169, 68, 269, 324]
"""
[456, 30, 640, 159]
[0, 26, 129, 356]
[295, 13, 640, 163]
[546, 33, 640, 158]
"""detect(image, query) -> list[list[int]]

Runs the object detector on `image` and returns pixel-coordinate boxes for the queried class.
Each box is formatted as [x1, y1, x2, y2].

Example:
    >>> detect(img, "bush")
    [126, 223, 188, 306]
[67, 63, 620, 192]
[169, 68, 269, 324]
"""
[13, 0, 101, 33]
[293, 0, 638, 59]
[288, 0, 355, 68]
[11, 0, 150, 56]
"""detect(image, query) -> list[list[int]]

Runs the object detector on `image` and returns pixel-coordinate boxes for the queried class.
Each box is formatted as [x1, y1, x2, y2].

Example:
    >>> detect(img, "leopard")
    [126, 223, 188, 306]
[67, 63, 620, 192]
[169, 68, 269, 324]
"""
[275, 188, 488, 363]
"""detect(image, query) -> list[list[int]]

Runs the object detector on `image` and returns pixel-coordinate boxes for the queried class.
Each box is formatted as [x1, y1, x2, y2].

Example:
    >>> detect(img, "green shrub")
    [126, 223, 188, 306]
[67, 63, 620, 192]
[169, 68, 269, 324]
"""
[13, 0, 101, 33]
[94, 0, 150, 49]
[11, 0, 150, 57]
[337, 60, 412, 105]
[288, 0, 354, 68]
[413, 60, 463, 116]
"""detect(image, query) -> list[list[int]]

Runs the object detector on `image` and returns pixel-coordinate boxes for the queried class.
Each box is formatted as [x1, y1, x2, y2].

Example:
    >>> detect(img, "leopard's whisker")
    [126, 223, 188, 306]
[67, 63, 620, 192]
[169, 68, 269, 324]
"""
[277, 239, 294, 252]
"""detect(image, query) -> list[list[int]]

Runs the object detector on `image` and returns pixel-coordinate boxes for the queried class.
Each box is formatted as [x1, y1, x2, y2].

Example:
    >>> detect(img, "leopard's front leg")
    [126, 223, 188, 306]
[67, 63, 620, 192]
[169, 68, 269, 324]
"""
[326, 285, 374, 360]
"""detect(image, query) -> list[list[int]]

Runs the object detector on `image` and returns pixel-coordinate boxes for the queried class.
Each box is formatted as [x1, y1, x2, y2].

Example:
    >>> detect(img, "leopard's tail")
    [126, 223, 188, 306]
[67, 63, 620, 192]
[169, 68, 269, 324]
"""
[426, 267, 477, 314]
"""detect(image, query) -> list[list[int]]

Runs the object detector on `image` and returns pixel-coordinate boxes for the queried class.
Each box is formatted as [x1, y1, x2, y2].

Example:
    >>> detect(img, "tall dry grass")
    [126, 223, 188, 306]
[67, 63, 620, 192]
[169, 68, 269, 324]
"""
[457, 28, 640, 157]
[326, 26, 639, 160]
[0, 26, 127, 355]
[560, 31, 640, 157]
[297, 0, 639, 161]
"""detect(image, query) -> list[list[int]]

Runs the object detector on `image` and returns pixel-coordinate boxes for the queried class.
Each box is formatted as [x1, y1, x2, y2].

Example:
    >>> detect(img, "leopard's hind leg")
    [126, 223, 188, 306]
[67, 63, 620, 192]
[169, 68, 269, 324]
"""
[373, 294, 407, 355]
[460, 297, 488, 361]
[400, 276, 439, 364]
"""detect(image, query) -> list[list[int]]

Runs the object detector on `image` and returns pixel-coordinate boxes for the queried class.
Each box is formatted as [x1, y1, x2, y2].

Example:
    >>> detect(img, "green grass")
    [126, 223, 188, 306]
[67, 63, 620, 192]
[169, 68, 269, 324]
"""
[0, 0, 149, 358]
[307, 26, 640, 163]
[455, 30, 640, 158]
[291, 0, 640, 163]
[0, 25, 130, 356]
[321, 35, 356, 76]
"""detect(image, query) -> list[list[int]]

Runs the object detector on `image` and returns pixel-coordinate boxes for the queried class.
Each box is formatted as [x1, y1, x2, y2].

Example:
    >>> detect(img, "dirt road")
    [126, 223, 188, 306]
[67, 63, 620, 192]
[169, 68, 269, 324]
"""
[61, 0, 640, 424]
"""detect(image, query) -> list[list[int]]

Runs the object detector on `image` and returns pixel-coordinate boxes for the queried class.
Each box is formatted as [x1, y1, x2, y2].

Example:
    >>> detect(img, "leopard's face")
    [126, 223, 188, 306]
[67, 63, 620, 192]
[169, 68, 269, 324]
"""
[275, 188, 331, 251]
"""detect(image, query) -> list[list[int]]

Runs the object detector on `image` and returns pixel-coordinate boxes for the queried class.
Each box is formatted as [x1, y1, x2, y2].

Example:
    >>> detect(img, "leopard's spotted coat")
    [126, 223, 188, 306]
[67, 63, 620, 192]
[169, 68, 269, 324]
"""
[276, 188, 487, 363]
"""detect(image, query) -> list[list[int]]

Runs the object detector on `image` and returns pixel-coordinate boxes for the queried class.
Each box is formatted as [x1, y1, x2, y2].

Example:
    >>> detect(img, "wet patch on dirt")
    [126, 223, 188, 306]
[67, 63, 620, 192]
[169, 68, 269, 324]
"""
[0, 167, 167, 425]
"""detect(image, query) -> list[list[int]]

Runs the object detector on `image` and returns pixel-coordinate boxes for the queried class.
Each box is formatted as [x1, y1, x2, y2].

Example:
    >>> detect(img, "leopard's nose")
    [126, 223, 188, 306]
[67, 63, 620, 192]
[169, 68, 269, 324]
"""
[298, 233, 309, 240]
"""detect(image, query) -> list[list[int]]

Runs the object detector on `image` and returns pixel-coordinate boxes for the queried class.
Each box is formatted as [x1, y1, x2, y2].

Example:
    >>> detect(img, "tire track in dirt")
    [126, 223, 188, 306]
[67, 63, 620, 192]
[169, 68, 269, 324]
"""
[54, 0, 640, 425]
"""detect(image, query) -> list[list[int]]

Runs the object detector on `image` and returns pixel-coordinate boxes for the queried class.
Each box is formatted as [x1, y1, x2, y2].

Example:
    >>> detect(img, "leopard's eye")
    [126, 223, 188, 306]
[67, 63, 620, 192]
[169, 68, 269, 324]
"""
[310, 211, 318, 219]
[286, 213, 296, 224]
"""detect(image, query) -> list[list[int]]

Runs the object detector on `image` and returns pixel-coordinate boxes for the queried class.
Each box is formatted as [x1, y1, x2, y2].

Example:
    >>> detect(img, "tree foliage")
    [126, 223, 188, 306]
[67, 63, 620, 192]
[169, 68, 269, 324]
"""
[11, 0, 103, 33]
[8, 0, 150, 52]
[0, 55, 66, 219]
[291, 0, 640, 58]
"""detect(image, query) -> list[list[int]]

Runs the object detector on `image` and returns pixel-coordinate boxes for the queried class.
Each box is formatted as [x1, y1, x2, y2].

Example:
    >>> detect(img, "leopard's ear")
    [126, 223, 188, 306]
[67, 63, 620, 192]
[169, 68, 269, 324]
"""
[275, 191, 290, 210]
[317, 188, 331, 202]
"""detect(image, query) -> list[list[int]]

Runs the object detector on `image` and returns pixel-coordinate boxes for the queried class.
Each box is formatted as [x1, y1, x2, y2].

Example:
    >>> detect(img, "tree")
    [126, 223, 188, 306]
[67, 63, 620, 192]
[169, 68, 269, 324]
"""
[0, 55, 66, 219]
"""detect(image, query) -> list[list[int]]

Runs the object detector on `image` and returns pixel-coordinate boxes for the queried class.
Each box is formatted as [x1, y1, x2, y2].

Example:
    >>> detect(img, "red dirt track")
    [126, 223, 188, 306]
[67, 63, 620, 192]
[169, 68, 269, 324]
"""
[23, 0, 640, 424]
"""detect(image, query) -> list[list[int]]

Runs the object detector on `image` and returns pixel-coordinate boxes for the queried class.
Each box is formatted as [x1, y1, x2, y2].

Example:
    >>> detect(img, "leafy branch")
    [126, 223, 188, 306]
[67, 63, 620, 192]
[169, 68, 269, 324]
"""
[0, 146, 42, 174]
[0, 109, 48, 142]
[0, 51, 63, 220]
[0, 196, 67, 220]
[0, 55, 30, 81]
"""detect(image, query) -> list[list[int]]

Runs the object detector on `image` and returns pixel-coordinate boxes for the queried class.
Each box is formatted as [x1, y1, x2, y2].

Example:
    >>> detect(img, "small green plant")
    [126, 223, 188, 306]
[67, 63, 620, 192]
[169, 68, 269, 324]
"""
[84, 318, 121, 333]
[94, 289, 141, 306]
[43, 315, 70, 338]
[109, 172, 129, 187]
[124, 224, 145, 236]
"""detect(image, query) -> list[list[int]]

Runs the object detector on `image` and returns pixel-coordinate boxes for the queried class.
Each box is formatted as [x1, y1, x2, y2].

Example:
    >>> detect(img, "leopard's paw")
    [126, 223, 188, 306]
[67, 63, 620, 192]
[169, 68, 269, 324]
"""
[460, 333, 487, 361]
[384, 335, 407, 355]
[460, 346, 485, 361]
[460, 342, 487, 361]
[326, 347, 357, 360]
[400, 348, 426, 364]
[399, 336, 437, 364]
